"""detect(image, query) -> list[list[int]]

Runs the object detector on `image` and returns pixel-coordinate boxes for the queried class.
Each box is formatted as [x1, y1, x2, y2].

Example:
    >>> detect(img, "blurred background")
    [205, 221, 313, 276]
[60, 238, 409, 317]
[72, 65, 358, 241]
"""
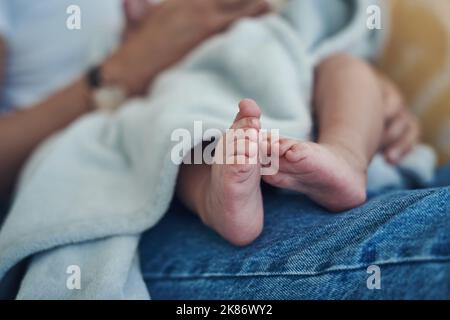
[380, 0, 450, 165]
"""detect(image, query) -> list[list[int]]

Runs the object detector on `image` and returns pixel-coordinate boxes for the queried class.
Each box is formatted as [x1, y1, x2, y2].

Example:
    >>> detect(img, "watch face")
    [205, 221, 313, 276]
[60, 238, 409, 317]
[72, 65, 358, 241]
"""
[93, 86, 126, 112]
[267, 0, 289, 12]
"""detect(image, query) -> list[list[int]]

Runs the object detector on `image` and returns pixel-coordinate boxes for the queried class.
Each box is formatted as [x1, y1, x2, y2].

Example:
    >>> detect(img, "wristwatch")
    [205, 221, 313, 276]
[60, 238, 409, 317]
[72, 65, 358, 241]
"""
[86, 65, 127, 112]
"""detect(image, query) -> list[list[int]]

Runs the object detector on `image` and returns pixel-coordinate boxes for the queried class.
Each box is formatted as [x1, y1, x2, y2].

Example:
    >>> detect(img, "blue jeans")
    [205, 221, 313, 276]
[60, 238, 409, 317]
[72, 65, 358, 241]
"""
[139, 167, 450, 299]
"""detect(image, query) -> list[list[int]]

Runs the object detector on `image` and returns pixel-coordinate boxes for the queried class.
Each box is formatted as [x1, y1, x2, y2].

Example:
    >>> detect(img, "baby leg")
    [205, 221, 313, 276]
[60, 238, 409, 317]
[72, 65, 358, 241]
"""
[263, 54, 385, 212]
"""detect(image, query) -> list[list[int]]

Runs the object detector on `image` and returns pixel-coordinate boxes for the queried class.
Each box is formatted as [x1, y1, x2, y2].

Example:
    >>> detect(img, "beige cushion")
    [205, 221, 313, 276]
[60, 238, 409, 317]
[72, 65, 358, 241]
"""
[379, 0, 450, 164]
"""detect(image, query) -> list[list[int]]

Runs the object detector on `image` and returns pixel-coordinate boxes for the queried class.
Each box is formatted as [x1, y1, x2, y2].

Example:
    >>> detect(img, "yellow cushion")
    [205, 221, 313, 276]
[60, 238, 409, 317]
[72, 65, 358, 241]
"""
[379, 0, 450, 164]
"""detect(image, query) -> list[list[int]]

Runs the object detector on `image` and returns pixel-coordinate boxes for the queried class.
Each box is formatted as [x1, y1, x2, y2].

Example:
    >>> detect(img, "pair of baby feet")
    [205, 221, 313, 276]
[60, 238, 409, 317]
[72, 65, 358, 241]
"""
[197, 99, 367, 246]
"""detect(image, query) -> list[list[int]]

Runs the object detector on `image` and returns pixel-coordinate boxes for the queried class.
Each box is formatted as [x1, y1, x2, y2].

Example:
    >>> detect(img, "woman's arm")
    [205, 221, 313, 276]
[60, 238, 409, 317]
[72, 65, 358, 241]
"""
[0, 0, 269, 199]
[0, 37, 95, 198]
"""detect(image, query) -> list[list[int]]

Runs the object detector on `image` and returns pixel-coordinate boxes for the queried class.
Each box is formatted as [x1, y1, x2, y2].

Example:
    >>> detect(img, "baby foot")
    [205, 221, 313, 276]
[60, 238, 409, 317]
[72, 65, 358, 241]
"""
[263, 139, 367, 212]
[199, 99, 264, 246]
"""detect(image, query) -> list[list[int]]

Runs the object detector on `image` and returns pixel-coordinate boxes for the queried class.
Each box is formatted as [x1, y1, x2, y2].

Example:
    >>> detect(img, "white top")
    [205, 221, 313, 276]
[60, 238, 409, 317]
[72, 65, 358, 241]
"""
[0, 0, 124, 113]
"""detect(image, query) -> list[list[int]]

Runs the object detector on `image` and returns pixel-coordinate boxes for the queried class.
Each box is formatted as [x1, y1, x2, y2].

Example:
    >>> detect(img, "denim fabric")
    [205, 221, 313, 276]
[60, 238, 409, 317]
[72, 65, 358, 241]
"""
[139, 166, 450, 300]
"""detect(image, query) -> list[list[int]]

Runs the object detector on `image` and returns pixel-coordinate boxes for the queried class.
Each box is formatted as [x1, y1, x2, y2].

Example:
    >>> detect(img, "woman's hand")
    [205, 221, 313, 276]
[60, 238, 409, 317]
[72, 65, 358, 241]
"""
[378, 75, 421, 164]
[105, 0, 270, 95]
